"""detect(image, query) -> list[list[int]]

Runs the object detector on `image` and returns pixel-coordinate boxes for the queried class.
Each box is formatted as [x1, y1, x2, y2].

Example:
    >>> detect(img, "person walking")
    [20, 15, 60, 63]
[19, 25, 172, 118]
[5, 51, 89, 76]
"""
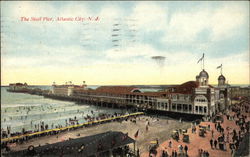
[178, 144, 183, 153]
[172, 150, 174, 157]
[184, 145, 188, 155]
[162, 150, 165, 157]
[174, 150, 177, 157]
[210, 139, 213, 149]
[168, 141, 172, 148]
[165, 151, 168, 157]
[214, 139, 218, 149]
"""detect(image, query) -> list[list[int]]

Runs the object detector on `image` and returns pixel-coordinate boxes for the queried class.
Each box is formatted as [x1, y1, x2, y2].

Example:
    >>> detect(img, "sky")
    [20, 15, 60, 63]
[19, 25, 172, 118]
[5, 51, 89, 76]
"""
[1, 1, 249, 85]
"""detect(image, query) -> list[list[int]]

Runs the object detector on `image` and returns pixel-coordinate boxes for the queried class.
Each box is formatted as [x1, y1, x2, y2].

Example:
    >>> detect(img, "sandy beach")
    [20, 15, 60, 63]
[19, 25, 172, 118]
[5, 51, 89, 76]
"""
[9, 115, 191, 154]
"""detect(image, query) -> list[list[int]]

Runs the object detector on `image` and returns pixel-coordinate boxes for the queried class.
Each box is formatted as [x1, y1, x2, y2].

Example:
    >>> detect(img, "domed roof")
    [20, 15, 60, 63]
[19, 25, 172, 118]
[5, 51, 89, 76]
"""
[218, 74, 226, 80]
[199, 69, 209, 78]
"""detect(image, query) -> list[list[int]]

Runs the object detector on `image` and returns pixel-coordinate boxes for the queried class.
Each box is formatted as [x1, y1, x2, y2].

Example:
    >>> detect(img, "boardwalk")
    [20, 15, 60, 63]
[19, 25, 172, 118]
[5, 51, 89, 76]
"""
[1, 112, 144, 143]
[3, 115, 191, 155]
[141, 101, 250, 157]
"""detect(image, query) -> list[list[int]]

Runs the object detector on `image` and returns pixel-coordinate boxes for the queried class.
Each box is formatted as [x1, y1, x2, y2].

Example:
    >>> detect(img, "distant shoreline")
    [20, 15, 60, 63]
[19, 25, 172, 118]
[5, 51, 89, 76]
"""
[1, 84, 250, 88]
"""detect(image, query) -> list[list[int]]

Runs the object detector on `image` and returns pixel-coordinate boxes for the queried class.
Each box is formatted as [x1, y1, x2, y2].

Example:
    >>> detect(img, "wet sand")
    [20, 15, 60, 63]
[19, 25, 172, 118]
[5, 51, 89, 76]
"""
[10, 115, 191, 153]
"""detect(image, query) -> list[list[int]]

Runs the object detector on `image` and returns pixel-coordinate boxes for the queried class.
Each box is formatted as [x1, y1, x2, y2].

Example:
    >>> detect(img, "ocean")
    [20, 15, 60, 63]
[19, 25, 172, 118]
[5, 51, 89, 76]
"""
[1, 86, 126, 134]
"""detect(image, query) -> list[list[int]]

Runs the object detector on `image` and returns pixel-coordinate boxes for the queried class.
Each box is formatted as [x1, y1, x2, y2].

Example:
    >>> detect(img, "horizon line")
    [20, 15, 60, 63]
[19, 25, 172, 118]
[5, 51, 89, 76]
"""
[1, 83, 250, 87]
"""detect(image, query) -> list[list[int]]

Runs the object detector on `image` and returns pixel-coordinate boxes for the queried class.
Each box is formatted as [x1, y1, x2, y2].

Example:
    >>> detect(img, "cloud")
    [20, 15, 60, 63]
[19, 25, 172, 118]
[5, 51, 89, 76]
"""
[165, 9, 210, 43]
[2, 45, 91, 69]
[7, 1, 55, 18]
[162, 2, 249, 44]
[210, 3, 249, 40]
[128, 2, 168, 31]
[105, 43, 159, 59]
[1, 1, 249, 85]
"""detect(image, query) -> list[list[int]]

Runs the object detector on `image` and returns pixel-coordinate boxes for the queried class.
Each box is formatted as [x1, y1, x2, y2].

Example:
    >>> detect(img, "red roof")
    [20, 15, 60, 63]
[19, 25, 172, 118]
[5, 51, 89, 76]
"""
[174, 81, 199, 94]
[128, 91, 169, 97]
[74, 87, 169, 98]
[95, 86, 140, 94]
[208, 85, 214, 88]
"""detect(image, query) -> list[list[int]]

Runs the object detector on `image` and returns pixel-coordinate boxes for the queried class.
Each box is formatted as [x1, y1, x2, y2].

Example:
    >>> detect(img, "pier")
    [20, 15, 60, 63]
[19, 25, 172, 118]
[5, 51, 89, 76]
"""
[8, 88, 204, 120]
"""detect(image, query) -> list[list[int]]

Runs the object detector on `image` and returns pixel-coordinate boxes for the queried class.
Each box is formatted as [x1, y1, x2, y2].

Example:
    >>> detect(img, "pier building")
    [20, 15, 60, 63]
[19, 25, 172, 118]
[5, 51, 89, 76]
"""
[7, 73, 231, 117]
[230, 86, 250, 99]
[69, 69, 230, 117]
[52, 81, 87, 96]
[7, 83, 29, 92]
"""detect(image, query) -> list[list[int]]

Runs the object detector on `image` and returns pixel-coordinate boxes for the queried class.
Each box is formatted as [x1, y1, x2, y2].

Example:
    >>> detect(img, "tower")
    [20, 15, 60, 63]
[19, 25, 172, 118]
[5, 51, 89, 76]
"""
[199, 69, 209, 86]
[218, 75, 226, 86]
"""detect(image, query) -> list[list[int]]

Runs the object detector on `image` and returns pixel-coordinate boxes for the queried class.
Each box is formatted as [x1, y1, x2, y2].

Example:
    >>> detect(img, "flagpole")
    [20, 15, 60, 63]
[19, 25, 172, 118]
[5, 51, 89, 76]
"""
[203, 53, 205, 70]
[201, 60, 202, 70]
[221, 64, 222, 75]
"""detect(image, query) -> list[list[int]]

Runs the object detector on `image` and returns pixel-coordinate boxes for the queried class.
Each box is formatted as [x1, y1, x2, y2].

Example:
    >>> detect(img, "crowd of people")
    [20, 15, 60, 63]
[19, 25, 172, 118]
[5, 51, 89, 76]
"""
[1, 105, 128, 139]
[2, 98, 249, 157]
[1, 110, 139, 153]
[208, 100, 250, 156]
[155, 99, 249, 157]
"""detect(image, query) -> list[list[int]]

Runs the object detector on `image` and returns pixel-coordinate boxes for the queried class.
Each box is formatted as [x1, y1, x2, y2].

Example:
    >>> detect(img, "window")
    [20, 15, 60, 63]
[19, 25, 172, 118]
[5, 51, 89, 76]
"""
[199, 106, 203, 113]
[204, 107, 207, 113]
[189, 105, 192, 111]
[177, 104, 182, 111]
[195, 106, 198, 112]
[183, 104, 188, 111]
[161, 103, 165, 109]
[172, 104, 176, 110]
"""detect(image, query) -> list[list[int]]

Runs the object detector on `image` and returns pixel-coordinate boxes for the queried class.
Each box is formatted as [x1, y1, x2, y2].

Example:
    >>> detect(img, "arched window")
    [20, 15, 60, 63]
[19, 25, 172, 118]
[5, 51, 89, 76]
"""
[194, 95, 208, 103]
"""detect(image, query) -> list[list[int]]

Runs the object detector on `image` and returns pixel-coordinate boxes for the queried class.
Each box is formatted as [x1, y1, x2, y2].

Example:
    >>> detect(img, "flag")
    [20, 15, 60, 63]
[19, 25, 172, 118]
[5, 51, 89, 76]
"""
[197, 53, 204, 63]
[134, 129, 139, 138]
[217, 64, 222, 69]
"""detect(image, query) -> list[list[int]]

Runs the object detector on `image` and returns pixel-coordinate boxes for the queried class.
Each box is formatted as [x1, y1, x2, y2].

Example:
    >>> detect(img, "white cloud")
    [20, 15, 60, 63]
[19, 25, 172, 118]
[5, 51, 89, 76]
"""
[162, 2, 249, 44]
[210, 3, 249, 40]
[9, 1, 55, 18]
[2, 45, 90, 69]
[1, 2, 249, 85]
[165, 9, 210, 43]
[128, 2, 168, 31]
[106, 43, 159, 59]
[206, 51, 249, 84]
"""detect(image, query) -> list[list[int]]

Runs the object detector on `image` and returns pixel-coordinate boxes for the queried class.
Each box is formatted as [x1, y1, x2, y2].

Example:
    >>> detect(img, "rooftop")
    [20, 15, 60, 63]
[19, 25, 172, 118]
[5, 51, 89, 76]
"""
[5, 131, 135, 157]
[95, 86, 141, 94]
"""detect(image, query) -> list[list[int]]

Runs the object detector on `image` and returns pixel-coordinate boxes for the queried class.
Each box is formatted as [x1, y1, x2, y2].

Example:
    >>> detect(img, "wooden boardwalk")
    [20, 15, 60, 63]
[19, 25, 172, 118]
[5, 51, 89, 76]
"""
[1, 112, 144, 143]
